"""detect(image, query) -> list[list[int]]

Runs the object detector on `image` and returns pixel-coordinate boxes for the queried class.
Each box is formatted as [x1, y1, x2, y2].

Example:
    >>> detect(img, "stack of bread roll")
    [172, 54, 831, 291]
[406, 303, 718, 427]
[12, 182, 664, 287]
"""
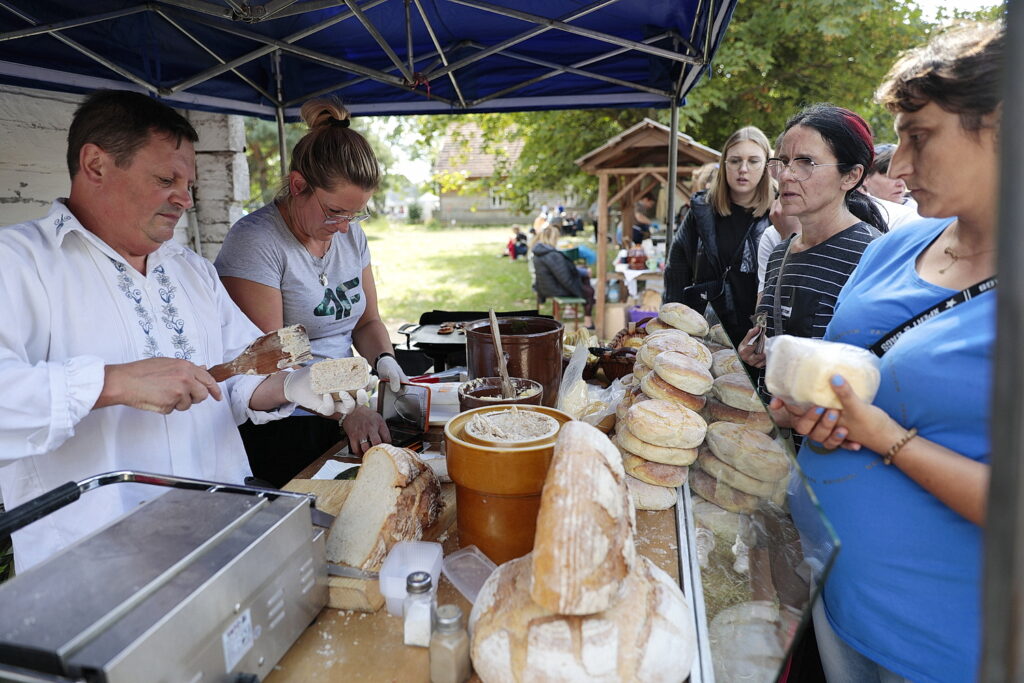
[469, 422, 696, 682]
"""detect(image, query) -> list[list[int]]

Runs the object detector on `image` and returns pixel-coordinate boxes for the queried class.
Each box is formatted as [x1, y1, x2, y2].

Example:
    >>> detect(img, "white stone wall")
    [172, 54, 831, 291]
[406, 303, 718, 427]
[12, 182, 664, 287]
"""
[0, 84, 246, 258]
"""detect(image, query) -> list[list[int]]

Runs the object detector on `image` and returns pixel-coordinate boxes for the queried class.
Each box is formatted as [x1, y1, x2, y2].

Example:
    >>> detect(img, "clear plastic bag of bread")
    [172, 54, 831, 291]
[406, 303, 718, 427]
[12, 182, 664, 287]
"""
[764, 335, 881, 410]
[557, 342, 624, 431]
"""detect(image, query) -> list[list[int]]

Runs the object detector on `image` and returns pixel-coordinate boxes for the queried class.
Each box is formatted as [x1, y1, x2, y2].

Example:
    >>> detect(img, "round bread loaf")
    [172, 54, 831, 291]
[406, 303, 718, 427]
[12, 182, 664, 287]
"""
[640, 372, 706, 412]
[709, 601, 790, 683]
[705, 341, 730, 354]
[659, 302, 710, 337]
[625, 399, 707, 449]
[704, 421, 790, 482]
[693, 499, 742, 539]
[615, 387, 647, 422]
[696, 446, 775, 497]
[708, 323, 734, 348]
[470, 554, 697, 683]
[689, 469, 760, 514]
[639, 333, 712, 370]
[623, 451, 689, 487]
[711, 349, 744, 378]
[653, 350, 714, 395]
[632, 360, 653, 381]
[702, 396, 774, 434]
[615, 424, 698, 466]
[643, 316, 673, 333]
[626, 475, 677, 510]
[712, 372, 765, 412]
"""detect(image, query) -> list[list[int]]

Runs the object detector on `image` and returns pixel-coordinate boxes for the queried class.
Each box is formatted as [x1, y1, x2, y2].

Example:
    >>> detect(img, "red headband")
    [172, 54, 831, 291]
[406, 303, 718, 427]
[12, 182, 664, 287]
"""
[838, 108, 875, 168]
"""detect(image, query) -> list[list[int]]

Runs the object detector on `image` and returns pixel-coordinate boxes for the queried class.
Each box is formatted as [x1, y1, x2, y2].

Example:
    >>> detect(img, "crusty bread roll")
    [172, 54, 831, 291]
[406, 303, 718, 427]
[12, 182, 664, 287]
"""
[310, 356, 371, 394]
[625, 399, 707, 449]
[632, 360, 654, 381]
[693, 498, 742, 539]
[765, 334, 881, 410]
[623, 451, 689, 487]
[689, 469, 760, 514]
[658, 302, 710, 336]
[639, 372, 706, 412]
[326, 444, 441, 571]
[619, 372, 636, 389]
[530, 421, 635, 615]
[704, 341, 730, 354]
[696, 446, 775, 497]
[704, 421, 790, 483]
[470, 554, 696, 683]
[615, 424, 697, 466]
[626, 475, 677, 510]
[702, 396, 774, 434]
[708, 323, 734, 348]
[652, 350, 714, 395]
[642, 316, 673, 333]
[710, 349, 744, 378]
[638, 333, 713, 370]
[712, 372, 765, 413]
[709, 601, 789, 683]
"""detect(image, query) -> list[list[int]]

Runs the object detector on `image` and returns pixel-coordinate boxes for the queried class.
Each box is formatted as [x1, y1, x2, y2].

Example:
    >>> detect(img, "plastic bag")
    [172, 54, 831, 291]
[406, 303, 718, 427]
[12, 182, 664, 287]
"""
[557, 342, 627, 425]
[764, 335, 881, 410]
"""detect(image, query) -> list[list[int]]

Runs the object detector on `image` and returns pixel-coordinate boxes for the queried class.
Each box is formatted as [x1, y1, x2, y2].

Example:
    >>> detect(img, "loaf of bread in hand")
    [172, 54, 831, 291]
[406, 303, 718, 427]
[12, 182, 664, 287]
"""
[310, 356, 371, 394]
[765, 334, 881, 410]
[625, 399, 707, 449]
[530, 421, 635, 615]
[659, 302, 710, 337]
[326, 444, 441, 570]
[470, 554, 695, 683]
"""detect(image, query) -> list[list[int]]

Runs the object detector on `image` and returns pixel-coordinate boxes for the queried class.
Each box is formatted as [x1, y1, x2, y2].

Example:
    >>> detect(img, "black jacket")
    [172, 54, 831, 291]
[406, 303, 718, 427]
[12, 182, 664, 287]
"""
[663, 191, 770, 343]
[532, 243, 583, 300]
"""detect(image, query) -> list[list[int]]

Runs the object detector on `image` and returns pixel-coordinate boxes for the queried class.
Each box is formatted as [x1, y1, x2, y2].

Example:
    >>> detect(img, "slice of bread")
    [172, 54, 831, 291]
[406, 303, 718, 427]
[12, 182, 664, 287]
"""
[325, 444, 441, 571]
[310, 357, 371, 395]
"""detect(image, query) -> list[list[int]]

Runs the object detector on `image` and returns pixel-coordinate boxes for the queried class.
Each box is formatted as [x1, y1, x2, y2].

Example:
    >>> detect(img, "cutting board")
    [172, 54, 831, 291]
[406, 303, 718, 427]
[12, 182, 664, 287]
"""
[284, 478, 457, 612]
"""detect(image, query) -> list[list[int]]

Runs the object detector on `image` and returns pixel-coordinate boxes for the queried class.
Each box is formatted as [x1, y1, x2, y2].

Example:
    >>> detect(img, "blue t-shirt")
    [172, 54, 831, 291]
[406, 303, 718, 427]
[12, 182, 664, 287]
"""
[790, 218, 993, 682]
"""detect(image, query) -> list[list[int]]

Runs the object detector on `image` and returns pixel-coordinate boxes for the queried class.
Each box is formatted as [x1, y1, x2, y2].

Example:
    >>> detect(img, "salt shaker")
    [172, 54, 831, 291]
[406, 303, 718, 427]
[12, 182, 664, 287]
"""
[403, 571, 434, 647]
[430, 604, 471, 683]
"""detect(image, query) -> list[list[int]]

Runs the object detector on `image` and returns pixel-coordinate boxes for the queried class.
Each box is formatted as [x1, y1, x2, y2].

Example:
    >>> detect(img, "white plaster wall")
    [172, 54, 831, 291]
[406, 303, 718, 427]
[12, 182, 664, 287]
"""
[0, 84, 247, 256]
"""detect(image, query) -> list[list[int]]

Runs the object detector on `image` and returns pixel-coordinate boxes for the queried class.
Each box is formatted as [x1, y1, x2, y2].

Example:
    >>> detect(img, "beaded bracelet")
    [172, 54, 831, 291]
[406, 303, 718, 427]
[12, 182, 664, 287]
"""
[883, 427, 918, 466]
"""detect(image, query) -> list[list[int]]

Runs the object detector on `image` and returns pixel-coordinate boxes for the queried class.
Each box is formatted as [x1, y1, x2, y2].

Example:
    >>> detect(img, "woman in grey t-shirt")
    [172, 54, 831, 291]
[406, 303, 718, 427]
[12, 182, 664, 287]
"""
[216, 97, 404, 486]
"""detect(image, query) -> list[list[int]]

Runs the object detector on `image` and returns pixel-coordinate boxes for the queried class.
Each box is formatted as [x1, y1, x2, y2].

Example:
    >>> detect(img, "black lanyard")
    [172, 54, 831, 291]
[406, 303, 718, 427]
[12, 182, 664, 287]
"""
[869, 276, 997, 357]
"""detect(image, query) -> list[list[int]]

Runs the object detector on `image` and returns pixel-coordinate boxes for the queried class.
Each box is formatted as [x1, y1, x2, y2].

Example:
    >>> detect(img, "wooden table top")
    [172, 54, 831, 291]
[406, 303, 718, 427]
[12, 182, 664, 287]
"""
[266, 454, 680, 682]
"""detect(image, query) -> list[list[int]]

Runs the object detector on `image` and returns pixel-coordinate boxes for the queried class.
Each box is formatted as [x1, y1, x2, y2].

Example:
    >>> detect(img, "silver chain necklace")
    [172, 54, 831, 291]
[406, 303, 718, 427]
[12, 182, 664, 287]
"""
[284, 196, 331, 286]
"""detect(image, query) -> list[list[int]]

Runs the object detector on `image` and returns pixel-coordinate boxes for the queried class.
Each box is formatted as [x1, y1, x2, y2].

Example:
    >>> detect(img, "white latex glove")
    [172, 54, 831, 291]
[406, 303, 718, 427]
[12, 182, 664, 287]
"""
[375, 354, 407, 392]
[283, 366, 335, 416]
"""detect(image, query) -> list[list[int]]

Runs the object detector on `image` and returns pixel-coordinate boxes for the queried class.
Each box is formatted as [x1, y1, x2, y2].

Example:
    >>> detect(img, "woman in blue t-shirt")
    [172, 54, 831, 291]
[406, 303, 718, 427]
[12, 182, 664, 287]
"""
[774, 23, 1002, 682]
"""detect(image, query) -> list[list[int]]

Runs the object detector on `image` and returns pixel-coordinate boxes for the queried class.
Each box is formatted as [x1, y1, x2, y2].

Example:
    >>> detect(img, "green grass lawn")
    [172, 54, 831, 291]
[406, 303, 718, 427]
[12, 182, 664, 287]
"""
[366, 220, 540, 337]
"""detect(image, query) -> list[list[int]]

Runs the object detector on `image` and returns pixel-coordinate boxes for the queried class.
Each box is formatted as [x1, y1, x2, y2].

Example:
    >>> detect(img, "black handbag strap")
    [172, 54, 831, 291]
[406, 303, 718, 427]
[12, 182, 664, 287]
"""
[869, 275, 997, 356]
[772, 237, 795, 337]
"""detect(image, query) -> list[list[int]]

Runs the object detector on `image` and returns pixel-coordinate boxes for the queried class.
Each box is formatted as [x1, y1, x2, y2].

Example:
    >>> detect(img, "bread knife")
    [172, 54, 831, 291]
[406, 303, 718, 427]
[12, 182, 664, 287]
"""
[326, 562, 380, 580]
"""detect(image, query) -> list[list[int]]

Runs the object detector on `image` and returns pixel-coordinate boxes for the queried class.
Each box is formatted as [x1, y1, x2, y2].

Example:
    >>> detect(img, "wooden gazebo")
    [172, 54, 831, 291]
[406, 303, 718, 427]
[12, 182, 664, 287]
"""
[576, 118, 720, 333]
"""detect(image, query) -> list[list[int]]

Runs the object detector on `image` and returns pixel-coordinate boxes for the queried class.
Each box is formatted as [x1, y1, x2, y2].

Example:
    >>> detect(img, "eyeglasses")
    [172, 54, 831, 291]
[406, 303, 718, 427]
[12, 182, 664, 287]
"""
[725, 157, 764, 170]
[313, 191, 371, 225]
[766, 158, 842, 182]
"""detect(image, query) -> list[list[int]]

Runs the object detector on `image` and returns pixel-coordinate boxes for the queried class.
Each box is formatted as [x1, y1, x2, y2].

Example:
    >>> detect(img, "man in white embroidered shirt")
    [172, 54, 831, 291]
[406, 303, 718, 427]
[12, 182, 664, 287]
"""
[0, 90, 343, 572]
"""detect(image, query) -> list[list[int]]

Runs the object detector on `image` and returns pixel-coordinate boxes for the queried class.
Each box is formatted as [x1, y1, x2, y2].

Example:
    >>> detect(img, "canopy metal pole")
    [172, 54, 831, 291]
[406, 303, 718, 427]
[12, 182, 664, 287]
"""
[980, 3, 1024, 678]
[273, 50, 288, 183]
[595, 173, 609, 336]
[666, 98, 680, 249]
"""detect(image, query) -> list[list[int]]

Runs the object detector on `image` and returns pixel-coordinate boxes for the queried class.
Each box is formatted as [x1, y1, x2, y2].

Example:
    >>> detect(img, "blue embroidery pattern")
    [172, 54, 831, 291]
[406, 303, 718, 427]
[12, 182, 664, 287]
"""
[110, 258, 161, 358]
[153, 266, 195, 360]
[54, 213, 72, 235]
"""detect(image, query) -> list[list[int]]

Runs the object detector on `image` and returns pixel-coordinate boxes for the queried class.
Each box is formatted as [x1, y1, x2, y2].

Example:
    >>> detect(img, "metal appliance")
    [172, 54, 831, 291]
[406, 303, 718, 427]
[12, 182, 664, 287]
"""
[0, 471, 329, 682]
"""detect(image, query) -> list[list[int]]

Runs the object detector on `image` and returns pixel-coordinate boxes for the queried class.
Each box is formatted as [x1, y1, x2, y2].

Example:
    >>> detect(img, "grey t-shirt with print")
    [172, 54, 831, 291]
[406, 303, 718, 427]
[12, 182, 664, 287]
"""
[214, 202, 371, 361]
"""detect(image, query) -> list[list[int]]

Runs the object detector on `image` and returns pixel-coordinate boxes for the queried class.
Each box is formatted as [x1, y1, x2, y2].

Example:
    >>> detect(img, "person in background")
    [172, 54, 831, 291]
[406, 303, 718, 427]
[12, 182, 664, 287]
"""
[532, 226, 595, 329]
[506, 225, 528, 259]
[860, 143, 921, 230]
[0, 90, 340, 571]
[778, 22, 1001, 682]
[739, 104, 885, 368]
[631, 193, 657, 245]
[664, 126, 774, 346]
[216, 96, 405, 486]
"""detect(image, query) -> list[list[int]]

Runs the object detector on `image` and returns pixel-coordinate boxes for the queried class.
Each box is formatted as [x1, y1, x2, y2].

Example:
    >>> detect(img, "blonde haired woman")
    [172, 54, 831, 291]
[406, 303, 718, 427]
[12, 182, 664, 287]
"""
[664, 126, 774, 345]
[532, 226, 595, 329]
[215, 97, 404, 485]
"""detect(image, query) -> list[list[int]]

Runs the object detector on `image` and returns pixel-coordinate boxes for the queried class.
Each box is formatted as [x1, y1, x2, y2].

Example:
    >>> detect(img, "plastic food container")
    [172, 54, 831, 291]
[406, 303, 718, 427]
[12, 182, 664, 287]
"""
[442, 546, 498, 605]
[379, 541, 444, 617]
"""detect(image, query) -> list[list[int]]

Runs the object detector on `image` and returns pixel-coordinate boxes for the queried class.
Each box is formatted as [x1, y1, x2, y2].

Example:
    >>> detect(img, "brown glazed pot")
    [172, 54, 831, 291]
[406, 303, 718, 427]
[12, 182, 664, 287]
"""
[464, 317, 564, 408]
[456, 377, 544, 413]
[444, 405, 573, 565]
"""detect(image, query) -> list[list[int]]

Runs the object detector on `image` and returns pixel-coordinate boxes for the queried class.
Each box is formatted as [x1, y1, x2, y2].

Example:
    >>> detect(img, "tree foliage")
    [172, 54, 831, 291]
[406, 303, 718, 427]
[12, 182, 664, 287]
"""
[404, 0, 998, 210]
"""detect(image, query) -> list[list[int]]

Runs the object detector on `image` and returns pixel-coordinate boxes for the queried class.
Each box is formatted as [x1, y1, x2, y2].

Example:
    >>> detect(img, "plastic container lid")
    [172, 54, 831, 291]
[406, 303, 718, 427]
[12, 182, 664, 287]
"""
[442, 545, 497, 605]
[379, 541, 444, 617]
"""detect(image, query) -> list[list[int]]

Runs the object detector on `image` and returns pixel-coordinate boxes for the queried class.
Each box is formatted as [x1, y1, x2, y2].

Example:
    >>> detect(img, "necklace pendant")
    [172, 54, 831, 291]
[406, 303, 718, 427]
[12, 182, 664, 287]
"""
[319, 272, 328, 287]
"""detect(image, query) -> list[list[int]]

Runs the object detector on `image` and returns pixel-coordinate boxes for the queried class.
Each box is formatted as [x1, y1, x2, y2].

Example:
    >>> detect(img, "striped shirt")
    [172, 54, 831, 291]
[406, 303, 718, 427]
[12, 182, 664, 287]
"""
[759, 222, 880, 340]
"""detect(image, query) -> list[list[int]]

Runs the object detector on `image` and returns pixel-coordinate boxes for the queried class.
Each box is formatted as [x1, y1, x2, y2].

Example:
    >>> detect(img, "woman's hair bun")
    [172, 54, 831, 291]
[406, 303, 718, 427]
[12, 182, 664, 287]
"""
[301, 96, 350, 129]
